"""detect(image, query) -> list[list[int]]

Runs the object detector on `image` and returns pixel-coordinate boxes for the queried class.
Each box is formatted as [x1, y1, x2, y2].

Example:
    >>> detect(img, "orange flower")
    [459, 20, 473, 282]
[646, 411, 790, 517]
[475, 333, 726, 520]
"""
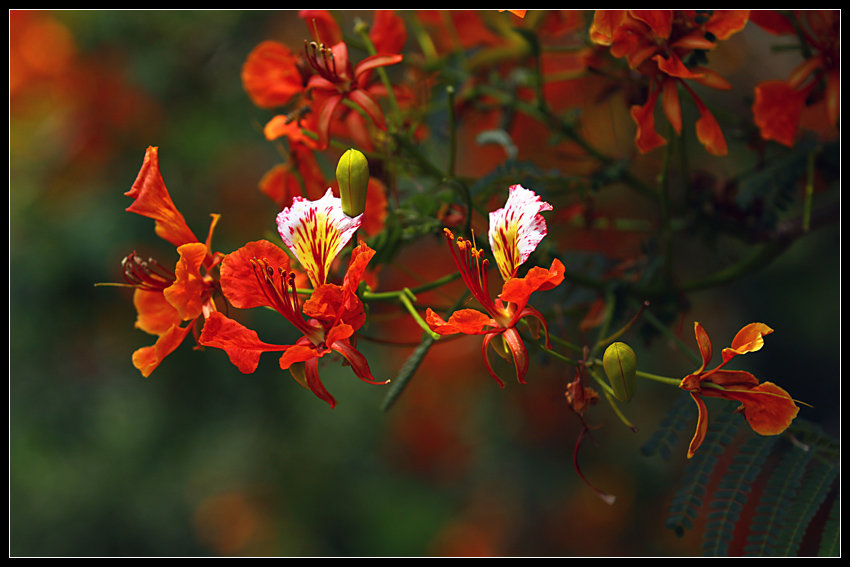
[591, 10, 749, 155]
[678, 322, 799, 458]
[425, 185, 564, 386]
[121, 146, 223, 377]
[752, 10, 839, 147]
[199, 191, 384, 408]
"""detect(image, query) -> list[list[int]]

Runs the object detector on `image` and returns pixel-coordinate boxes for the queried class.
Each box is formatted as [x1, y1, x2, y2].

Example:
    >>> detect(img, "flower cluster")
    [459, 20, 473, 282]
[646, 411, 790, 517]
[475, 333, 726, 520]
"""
[108, 10, 818, 469]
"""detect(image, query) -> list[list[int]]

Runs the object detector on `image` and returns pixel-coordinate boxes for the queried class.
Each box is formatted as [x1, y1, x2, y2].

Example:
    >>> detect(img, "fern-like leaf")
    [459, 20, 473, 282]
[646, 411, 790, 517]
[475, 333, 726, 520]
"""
[665, 404, 739, 536]
[641, 393, 693, 462]
[743, 440, 811, 556]
[817, 494, 840, 557]
[701, 433, 778, 556]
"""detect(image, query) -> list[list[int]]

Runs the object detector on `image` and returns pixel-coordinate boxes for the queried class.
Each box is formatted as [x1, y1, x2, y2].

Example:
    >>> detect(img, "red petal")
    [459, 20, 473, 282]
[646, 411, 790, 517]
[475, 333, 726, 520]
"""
[589, 10, 627, 45]
[199, 311, 286, 374]
[629, 10, 673, 39]
[694, 98, 728, 156]
[219, 240, 291, 310]
[124, 146, 198, 247]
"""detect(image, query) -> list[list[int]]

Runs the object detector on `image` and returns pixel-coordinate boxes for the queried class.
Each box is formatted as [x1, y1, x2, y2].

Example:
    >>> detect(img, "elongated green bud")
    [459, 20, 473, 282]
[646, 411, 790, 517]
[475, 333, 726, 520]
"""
[602, 341, 637, 402]
[336, 148, 370, 218]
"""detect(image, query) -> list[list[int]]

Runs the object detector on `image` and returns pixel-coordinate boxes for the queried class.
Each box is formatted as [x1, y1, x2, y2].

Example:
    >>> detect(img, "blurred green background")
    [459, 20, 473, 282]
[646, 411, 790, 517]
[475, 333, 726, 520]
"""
[10, 10, 839, 557]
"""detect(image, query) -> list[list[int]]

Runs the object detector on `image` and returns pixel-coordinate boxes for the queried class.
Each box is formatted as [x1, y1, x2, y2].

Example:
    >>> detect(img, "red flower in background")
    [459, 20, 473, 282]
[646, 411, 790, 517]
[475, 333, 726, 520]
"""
[591, 10, 749, 155]
[751, 10, 840, 147]
[199, 190, 385, 408]
[426, 185, 564, 386]
[122, 146, 224, 377]
[678, 322, 800, 458]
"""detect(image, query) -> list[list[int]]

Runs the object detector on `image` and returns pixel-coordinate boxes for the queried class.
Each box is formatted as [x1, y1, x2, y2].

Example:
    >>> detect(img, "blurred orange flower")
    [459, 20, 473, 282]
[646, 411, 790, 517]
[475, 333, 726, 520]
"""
[591, 10, 749, 155]
[751, 10, 840, 147]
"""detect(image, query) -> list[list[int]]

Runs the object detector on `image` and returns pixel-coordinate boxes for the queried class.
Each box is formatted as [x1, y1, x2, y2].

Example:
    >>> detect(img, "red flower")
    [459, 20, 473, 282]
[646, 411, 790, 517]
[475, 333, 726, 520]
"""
[425, 185, 564, 386]
[591, 10, 749, 155]
[199, 191, 384, 408]
[121, 146, 223, 377]
[752, 10, 839, 147]
[678, 322, 800, 458]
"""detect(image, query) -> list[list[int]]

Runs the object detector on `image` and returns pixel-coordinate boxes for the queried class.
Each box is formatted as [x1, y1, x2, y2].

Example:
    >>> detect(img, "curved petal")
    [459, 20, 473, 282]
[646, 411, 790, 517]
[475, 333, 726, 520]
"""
[721, 322, 773, 363]
[589, 10, 627, 46]
[276, 188, 363, 288]
[693, 321, 713, 374]
[693, 96, 728, 156]
[630, 10, 673, 40]
[199, 311, 287, 374]
[481, 332, 507, 388]
[488, 184, 553, 281]
[353, 53, 403, 82]
[752, 80, 807, 147]
[348, 88, 388, 130]
[686, 392, 710, 459]
[501, 326, 530, 384]
[653, 52, 704, 80]
[124, 146, 199, 247]
[301, 355, 337, 409]
[220, 240, 292, 309]
[163, 242, 212, 320]
[331, 337, 387, 385]
[703, 369, 761, 389]
[314, 92, 344, 150]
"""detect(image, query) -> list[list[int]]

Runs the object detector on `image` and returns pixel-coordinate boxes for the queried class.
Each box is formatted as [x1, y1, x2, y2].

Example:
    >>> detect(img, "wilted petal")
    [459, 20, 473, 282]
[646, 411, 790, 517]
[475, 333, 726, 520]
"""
[488, 184, 553, 281]
[426, 307, 495, 336]
[276, 188, 363, 288]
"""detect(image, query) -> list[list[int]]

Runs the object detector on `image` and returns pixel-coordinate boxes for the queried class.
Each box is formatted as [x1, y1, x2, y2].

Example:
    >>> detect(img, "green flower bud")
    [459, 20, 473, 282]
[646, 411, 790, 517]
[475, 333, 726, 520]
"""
[602, 341, 637, 402]
[336, 148, 370, 218]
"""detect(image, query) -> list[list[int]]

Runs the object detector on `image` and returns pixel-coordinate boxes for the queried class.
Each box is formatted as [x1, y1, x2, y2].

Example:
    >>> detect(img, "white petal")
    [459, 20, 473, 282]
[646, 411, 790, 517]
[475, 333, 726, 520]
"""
[488, 184, 552, 280]
[276, 188, 362, 287]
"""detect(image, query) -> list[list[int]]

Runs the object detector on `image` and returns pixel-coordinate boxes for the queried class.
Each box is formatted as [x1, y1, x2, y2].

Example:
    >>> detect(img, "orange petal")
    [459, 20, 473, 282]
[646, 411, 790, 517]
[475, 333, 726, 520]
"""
[133, 288, 181, 336]
[163, 242, 212, 321]
[721, 322, 773, 363]
[132, 322, 195, 378]
[704, 10, 750, 41]
[589, 10, 627, 46]
[694, 99, 728, 156]
[124, 146, 199, 248]
[629, 10, 673, 40]
[661, 78, 682, 134]
[722, 381, 800, 436]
